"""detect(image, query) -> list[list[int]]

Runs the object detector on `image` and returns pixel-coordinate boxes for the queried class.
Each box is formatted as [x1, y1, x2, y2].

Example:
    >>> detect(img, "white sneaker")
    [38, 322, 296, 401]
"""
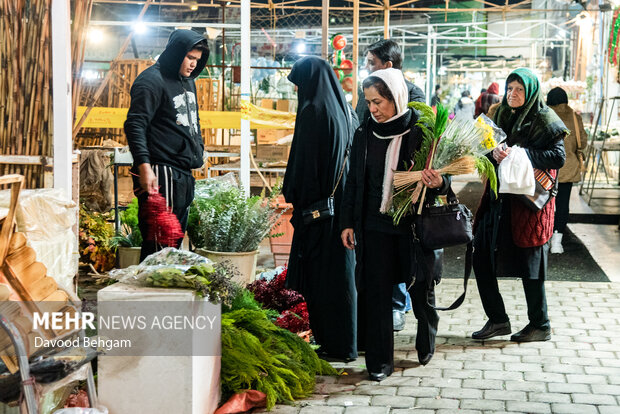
[393, 310, 405, 331]
[550, 232, 564, 254]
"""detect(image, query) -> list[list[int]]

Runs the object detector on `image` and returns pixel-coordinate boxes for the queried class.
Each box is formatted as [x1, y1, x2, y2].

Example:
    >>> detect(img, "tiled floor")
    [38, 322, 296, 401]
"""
[259, 278, 620, 414]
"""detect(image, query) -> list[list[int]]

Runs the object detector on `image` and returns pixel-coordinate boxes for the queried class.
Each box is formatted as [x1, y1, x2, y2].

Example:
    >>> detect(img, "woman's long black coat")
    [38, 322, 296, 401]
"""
[282, 56, 358, 359]
[340, 112, 451, 288]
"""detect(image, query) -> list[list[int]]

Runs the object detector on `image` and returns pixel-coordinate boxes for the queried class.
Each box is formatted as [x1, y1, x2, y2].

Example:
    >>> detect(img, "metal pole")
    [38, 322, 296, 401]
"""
[114, 164, 120, 233]
[322, 0, 329, 59]
[240, 0, 251, 196]
[426, 25, 432, 105]
[0, 315, 38, 414]
[432, 33, 437, 101]
[52, 0, 72, 195]
[352, 0, 359, 107]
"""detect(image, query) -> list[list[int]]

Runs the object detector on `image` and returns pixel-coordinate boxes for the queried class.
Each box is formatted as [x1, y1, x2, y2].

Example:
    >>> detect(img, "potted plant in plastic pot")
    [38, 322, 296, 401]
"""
[110, 198, 142, 268]
[188, 177, 284, 285]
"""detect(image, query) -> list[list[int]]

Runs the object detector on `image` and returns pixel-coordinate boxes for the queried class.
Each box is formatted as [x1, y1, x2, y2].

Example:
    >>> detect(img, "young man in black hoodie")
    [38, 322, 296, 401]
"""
[125, 29, 209, 260]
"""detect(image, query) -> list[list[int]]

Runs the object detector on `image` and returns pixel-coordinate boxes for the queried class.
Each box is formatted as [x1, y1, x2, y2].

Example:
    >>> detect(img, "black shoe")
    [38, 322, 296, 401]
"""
[510, 324, 551, 342]
[316, 350, 356, 363]
[368, 372, 387, 382]
[472, 320, 512, 340]
[418, 353, 433, 366]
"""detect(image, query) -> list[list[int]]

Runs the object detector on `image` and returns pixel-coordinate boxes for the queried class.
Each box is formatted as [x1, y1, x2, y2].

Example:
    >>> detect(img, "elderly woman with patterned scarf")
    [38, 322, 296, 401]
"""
[340, 68, 451, 381]
[471, 68, 567, 343]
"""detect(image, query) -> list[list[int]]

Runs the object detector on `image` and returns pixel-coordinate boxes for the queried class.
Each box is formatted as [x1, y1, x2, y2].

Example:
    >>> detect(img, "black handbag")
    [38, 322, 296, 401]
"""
[413, 187, 473, 312]
[414, 187, 473, 250]
[302, 196, 335, 224]
[519, 168, 557, 211]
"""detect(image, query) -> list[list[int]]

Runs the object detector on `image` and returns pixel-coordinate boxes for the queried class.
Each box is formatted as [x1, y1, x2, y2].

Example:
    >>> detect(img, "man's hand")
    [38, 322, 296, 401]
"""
[138, 163, 158, 194]
[341, 228, 355, 250]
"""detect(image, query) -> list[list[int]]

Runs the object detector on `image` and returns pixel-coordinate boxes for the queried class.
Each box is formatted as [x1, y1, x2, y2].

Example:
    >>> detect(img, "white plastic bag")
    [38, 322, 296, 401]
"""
[0, 188, 78, 295]
[108, 247, 212, 285]
[498, 145, 535, 196]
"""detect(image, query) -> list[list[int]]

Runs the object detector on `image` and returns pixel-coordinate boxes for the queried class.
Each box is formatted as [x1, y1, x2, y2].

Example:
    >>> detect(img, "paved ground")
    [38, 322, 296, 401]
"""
[259, 278, 620, 414]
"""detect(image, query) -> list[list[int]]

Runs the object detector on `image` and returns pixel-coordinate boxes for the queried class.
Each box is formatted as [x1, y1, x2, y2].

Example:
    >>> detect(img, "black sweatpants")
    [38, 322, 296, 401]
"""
[359, 230, 439, 375]
[133, 164, 195, 261]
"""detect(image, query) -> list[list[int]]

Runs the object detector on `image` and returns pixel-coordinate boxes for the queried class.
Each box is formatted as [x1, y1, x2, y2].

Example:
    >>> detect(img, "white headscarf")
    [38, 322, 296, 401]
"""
[368, 68, 411, 213]
[370, 68, 410, 122]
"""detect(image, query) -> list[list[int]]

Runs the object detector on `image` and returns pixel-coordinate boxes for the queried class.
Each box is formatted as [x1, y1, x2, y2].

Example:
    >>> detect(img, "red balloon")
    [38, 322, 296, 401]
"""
[341, 76, 354, 92]
[340, 59, 353, 75]
[332, 34, 347, 50]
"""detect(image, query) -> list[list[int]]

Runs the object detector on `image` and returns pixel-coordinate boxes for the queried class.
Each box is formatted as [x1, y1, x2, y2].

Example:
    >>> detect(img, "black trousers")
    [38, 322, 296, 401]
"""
[554, 182, 573, 233]
[474, 249, 550, 330]
[133, 164, 195, 261]
[359, 230, 439, 375]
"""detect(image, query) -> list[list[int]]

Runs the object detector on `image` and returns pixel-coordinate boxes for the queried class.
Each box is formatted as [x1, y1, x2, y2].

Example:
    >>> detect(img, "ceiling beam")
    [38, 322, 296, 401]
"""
[91, 0, 581, 13]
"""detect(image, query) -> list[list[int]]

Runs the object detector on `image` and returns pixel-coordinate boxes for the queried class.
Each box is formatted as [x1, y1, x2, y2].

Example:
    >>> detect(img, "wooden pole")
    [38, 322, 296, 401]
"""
[322, 0, 329, 59]
[384, 0, 390, 39]
[352, 0, 359, 108]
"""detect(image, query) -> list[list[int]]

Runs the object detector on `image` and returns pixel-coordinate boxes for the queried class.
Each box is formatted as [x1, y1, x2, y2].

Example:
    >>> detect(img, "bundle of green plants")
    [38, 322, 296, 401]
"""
[221, 303, 337, 409]
[78, 205, 116, 272]
[144, 263, 240, 304]
[188, 181, 283, 252]
[109, 198, 142, 248]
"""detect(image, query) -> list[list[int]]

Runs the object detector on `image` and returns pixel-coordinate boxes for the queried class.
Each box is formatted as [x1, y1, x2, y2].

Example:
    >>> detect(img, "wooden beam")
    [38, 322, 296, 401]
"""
[322, 0, 329, 59]
[89, 0, 577, 13]
[0, 156, 53, 166]
[384, 0, 390, 39]
[388, 0, 423, 8]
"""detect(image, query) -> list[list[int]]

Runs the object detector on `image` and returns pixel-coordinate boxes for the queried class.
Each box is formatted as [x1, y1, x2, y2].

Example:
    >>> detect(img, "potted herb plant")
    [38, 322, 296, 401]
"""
[188, 178, 284, 285]
[110, 198, 142, 268]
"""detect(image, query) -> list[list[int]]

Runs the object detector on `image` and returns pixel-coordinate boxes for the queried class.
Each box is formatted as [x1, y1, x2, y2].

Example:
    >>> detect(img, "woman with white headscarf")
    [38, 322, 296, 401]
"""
[340, 68, 451, 381]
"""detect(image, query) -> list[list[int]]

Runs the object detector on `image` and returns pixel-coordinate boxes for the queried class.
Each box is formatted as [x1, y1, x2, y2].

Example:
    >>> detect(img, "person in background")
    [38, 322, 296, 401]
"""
[454, 90, 475, 119]
[355, 38, 424, 331]
[547, 87, 587, 254]
[356, 39, 425, 122]
[283, 56, 358, 362]
[125, 29, 209, 260]
[341, 68, 450, 380]
[474, 87, 487, 117]
[476, 82, 501, 117]
[471, 68, 566, 343]
[431, 84, 442, 107]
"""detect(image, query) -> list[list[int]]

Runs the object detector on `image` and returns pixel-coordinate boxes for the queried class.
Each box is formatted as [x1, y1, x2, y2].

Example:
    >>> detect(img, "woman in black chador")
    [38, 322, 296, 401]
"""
[340, 68, 450, 381]
[282, 56, 358, 361]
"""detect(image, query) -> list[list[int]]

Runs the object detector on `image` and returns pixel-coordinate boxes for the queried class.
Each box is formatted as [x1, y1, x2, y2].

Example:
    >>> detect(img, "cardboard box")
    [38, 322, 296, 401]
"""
[256, 144, 291, 161]
[256, 129, 294, 145]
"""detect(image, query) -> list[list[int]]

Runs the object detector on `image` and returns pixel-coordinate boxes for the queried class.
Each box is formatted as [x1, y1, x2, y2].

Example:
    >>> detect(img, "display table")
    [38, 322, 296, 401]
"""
[97, 283, 221, 414]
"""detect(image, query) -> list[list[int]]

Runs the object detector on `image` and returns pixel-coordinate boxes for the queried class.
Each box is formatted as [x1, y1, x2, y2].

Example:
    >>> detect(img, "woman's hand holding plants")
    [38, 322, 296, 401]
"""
[421, 169, 442, 189]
